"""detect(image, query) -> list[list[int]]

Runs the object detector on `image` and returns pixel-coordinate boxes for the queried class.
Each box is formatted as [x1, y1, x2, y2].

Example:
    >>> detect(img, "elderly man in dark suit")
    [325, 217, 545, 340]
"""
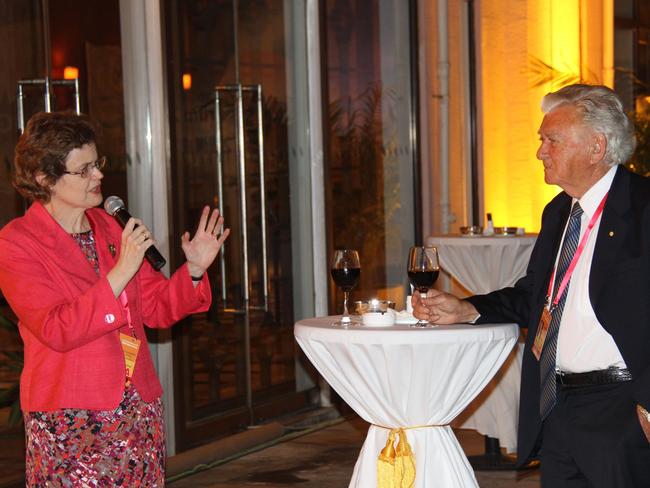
[413, 84, 650, 487]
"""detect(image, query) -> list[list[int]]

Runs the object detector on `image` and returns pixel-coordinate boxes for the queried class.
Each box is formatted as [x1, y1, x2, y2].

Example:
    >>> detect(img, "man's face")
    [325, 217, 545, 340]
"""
[536, 104, 596, 196]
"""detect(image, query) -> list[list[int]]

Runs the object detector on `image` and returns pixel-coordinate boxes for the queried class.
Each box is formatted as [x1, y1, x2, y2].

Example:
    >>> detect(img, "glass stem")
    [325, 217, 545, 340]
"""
[343, 291, 350, 318]
[418, 289, 429, 326]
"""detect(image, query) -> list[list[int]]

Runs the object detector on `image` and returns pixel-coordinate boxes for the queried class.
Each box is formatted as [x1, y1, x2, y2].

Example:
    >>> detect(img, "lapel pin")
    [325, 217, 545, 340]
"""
[608, 231, 614, 237]
[108, 243, 116, 257]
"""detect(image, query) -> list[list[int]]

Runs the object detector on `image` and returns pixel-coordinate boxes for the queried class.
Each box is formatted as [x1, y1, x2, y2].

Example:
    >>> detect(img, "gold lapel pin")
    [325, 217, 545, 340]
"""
[108, 243, 116, 257]
[608, 231, 614, 237]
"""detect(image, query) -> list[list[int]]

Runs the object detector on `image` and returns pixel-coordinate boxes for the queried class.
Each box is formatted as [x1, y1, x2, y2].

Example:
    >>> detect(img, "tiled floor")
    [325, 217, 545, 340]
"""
[168, 416, 541, 487]
[0, 413, 541, 487]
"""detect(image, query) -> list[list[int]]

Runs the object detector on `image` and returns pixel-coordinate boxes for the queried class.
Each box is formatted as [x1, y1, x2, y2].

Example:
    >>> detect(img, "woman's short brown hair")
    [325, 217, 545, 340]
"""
[13, 111, 97, 202]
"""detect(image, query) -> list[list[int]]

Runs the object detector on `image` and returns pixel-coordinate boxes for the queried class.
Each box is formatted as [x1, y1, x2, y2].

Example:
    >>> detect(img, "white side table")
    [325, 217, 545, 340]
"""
[426, 234, 536, 456]
[295, 317, 519, 487]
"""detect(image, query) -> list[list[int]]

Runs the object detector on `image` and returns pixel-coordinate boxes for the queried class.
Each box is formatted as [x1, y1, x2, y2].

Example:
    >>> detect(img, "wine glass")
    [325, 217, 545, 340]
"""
[407, 246, 440, 327]
[330, 249, 361, 327]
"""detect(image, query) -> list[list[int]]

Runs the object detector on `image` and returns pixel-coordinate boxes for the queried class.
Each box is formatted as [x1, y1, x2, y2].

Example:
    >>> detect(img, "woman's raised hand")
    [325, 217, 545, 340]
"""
[182, 206, 230, 279]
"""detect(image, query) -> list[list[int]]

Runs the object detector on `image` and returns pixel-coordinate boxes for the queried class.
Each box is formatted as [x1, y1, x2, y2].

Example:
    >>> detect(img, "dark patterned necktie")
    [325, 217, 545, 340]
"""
[539, 201, 583, 420]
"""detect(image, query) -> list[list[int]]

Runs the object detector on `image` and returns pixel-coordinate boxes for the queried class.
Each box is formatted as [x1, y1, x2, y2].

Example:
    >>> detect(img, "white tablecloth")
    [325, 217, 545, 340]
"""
[295, 317, 519, 487]
[426, 234, 536, 453]
[426, 235, 537, 295]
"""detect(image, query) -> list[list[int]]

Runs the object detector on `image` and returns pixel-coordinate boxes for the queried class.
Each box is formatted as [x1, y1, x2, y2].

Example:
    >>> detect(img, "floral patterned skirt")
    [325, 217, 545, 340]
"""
[24, 385, 165, 487]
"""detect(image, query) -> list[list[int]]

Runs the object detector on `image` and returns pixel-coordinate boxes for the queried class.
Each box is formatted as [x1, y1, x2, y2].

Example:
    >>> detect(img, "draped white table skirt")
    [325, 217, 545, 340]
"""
[452, 342, 524, 452]
[427, 235, 536, 452]
[426, 235, 536, 294]
[295, 317, 519, 487]
[350, 425, 476, 487]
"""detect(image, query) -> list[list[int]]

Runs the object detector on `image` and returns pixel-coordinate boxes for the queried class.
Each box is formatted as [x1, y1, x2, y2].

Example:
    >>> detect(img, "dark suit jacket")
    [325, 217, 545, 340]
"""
[466, 165, 650, 466]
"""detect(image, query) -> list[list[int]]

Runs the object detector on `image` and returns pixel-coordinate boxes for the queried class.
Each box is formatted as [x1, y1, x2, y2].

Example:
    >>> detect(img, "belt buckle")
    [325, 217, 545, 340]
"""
[556, 370, 566, 386]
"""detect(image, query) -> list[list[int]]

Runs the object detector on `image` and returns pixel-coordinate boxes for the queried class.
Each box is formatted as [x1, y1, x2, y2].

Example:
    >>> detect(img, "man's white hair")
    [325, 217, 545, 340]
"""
[541, 84, 636, 166]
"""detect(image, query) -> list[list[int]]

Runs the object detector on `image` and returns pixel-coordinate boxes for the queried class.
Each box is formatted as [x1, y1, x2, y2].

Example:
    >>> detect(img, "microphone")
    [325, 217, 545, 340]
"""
[103, 196, 167, 271]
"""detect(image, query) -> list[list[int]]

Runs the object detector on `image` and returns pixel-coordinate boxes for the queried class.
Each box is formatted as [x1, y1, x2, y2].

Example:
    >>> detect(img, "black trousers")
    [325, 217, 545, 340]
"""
[540, 380, 650, 487]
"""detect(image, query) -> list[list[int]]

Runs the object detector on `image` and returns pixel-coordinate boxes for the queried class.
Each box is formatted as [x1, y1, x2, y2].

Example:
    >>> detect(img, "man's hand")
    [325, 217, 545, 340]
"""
[637, 405, 650, 443]
[411, 289, 480, 325]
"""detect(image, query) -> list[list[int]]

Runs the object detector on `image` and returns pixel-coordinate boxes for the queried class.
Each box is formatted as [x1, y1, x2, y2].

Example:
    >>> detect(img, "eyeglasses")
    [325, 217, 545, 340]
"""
[63, 156, 107, 178]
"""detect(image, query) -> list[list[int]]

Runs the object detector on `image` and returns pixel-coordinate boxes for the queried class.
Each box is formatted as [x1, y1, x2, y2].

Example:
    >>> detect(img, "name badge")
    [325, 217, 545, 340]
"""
[119, 332, 141, 383]
[532, 307, 552, 361]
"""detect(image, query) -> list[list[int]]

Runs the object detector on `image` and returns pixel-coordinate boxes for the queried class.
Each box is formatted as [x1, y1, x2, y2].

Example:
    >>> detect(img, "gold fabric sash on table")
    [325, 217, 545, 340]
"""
[376, 424, 447, 488]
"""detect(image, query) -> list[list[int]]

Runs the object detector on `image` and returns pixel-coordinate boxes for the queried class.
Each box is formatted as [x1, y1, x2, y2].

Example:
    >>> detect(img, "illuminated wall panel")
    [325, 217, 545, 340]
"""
[480, 0, 611, 232]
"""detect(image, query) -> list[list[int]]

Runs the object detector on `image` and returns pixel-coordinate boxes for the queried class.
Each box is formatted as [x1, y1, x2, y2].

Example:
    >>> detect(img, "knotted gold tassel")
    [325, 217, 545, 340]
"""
[377, 429, 397, 488]
[374, 422, 445, 487]
[394, 429, 416, 488]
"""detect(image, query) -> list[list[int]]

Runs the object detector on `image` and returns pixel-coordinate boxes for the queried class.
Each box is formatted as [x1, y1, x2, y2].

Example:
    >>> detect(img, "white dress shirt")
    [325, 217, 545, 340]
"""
[555, 166, 627, 373]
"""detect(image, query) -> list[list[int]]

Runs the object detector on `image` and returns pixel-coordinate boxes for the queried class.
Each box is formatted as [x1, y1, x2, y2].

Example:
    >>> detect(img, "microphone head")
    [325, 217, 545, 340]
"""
[104, 196, 125, 216]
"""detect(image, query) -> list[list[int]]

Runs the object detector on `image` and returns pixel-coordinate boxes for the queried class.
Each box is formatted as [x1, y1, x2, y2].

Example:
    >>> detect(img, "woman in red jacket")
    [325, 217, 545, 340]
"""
[0, 112, 229, 486]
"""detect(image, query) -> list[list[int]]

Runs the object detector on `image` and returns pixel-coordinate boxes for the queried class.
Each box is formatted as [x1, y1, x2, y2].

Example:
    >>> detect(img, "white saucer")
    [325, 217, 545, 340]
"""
[394, 310, 418, 325]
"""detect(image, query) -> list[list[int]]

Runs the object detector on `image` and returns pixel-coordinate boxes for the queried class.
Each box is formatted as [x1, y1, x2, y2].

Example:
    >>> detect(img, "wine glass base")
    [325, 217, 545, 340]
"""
[331, 316, 359, 328]
[409, 321, 437, 328]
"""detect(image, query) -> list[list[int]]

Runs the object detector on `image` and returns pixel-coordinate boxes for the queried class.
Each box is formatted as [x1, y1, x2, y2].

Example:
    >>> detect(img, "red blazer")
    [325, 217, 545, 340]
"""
[0, 202, 211, 411]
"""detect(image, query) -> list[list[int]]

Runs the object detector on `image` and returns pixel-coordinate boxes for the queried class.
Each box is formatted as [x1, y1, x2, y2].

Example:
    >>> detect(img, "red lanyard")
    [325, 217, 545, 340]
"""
[546, 192, 608, 310]
[119, 290, 134, 332]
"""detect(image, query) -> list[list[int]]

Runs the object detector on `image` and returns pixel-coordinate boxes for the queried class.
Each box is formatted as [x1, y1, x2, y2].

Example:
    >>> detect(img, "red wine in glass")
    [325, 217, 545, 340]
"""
[407, 270, 440, 292]
[331, 249, 360, 326]
[331, 267, 360, 292]
[407, 246, 440, 327]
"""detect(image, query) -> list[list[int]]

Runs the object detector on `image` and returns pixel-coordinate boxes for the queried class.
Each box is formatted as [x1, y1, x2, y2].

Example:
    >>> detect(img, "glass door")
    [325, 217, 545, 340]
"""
[5, 0, 128, 210]
[323, 0, 419, 311]
[0, 0, 126, 452]
[164, 0, 312, 450]
[0, 1, 44, 228]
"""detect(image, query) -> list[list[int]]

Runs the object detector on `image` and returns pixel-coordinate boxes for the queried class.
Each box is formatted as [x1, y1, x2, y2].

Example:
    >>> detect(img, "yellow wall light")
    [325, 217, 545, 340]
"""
[182, 73, 192, 91]
[480, 0, 612, 232]
[63, 66, 79, 80]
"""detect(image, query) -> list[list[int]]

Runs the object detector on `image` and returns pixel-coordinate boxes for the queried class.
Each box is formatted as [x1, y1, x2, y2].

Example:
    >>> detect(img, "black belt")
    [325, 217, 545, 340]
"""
[556, 367, 632, 388]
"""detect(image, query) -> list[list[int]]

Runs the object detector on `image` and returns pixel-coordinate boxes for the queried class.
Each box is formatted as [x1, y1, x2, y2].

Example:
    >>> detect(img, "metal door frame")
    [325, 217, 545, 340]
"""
[15, 0, 82, 132]
[213, 83, 270, 423]
[120, 0, 328, 453]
